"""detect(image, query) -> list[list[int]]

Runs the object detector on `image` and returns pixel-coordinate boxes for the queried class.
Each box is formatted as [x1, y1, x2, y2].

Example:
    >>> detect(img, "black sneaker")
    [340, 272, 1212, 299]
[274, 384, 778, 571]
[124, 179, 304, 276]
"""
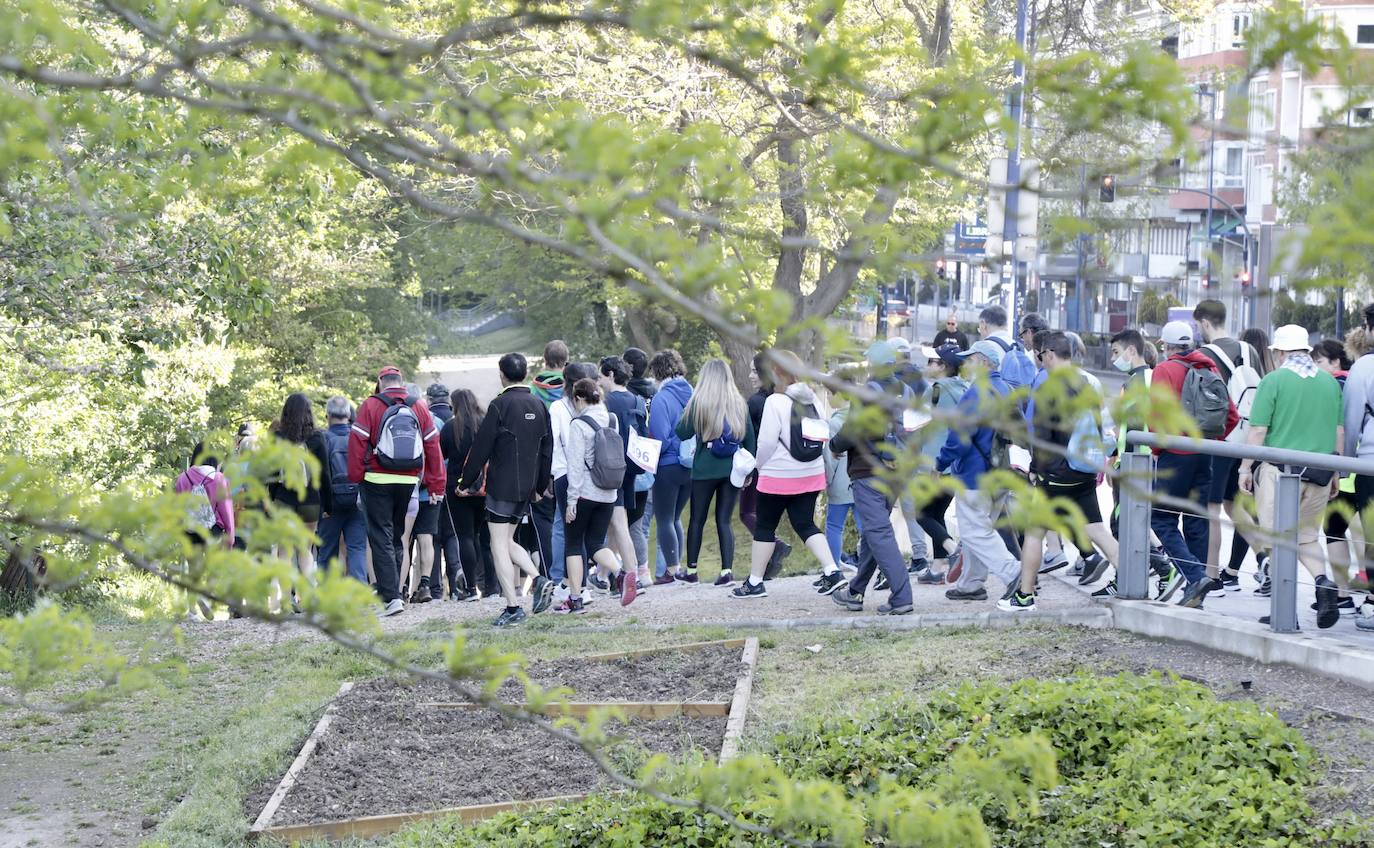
[493, 606, 527, 627]
[1255, 553, 1271, 584]
[1155, 565, 1184, 602]
[830, 584, 863, 611]
[531, 575, 555, 614]
[587, 572, 609, 592]
[730, 579, 767, 599]
[1178, 579, 1214, 609]
[874, 571, 890, 592]
[1149, 547, 1172, 579]
[1309, 597, 1356, 614]
[908, 557, 929, 575]
[945, 587, 987, 601]
[675, 569, 700, 584]
[1218, 570, 1241, 592]
[1255, 575, 1272, 597]
[1091, 581, 1118, 598]
[1258, 614, 1299, 630]
[764, 540, 793, 581]
[815, 570, 845, 595]
[1077, 552, 1110, 585]
[1315, 576, 1340, 629]
[713, 570, 735, 587]
[609, 571, 624, 597]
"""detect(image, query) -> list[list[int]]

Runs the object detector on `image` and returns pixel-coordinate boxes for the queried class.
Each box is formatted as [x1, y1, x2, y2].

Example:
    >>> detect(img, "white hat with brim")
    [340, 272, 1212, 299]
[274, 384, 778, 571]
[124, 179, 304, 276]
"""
[1270, 323, 1312, 352]
[730, 448, 757, 488]
[1160, 320, 1194, 346]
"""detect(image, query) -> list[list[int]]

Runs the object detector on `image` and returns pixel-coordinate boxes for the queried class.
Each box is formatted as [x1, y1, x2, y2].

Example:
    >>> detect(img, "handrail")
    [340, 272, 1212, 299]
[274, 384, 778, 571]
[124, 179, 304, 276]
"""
[1124, 432, 1374, 477]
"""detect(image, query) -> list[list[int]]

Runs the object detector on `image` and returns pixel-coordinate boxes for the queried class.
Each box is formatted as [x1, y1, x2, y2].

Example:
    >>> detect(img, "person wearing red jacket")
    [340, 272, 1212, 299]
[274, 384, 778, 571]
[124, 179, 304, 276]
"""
[348, 366, 446, 616]
[1149, 321, 1238, 610]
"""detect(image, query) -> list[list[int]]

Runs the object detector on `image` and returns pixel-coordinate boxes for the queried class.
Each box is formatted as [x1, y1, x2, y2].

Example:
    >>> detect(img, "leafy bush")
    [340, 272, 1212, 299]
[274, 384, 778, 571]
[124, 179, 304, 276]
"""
[398, 673, 1368, 848]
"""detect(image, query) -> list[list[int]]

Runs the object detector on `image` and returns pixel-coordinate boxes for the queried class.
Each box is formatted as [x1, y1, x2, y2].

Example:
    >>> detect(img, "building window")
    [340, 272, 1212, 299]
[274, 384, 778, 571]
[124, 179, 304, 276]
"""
[1354, 106, 1374, 125]
[1264, 90, 1277, 131]
[1232, 13, 1250, 47]
[1161, 35, 1178, 56]
[1359, 25, 1374, 45]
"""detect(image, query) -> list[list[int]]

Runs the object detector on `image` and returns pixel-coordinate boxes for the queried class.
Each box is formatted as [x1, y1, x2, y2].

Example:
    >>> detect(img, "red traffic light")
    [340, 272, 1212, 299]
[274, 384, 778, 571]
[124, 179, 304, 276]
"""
[935, 258, 947, 279]
[1239, 270, 1251, 286]
[1201, 275, 1210, 288]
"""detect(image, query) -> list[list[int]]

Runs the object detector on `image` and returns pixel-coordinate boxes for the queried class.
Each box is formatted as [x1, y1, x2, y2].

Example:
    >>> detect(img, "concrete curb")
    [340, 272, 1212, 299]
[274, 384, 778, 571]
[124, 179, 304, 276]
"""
[1108, 599, 1374, 692]
[556, 607, 1114, 634]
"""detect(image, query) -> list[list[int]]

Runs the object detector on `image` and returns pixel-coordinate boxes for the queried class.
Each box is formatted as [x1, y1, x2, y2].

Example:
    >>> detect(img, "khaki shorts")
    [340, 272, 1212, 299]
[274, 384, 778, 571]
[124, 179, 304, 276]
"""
[1255, 463, 1330, 547]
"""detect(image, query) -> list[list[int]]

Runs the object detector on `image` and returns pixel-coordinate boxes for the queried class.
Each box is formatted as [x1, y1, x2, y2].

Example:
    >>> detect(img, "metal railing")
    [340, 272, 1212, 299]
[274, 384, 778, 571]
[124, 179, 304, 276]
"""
[1118, 431, 1374, 633]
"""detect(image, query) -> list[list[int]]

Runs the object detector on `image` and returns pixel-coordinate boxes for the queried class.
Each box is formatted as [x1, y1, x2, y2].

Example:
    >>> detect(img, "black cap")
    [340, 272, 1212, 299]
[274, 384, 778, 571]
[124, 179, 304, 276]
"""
[426, 382, 449, 400]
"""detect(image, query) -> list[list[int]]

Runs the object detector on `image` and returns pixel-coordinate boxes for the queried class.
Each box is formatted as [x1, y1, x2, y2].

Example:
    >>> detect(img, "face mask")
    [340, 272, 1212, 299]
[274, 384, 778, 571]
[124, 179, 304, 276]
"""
[1113, 356, 1132, 373]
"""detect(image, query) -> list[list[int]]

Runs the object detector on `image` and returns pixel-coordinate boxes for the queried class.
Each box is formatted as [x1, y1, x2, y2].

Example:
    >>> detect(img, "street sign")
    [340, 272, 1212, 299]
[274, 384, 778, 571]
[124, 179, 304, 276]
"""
[953, 221, 986, 255]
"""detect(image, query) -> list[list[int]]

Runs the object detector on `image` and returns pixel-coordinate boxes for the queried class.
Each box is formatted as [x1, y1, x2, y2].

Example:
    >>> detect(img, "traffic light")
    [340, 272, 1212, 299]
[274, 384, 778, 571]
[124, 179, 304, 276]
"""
[936, 258, 947, 279]
[1238, 269, 1251, 287]
[1099, 174, 1116, 203]
[1201, 274, 1210, 288]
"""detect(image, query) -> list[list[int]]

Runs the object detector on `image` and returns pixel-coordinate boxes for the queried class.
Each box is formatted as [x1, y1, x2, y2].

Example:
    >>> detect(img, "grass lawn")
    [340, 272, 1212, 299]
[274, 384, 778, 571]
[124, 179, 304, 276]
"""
[4, 609, 1372, 848]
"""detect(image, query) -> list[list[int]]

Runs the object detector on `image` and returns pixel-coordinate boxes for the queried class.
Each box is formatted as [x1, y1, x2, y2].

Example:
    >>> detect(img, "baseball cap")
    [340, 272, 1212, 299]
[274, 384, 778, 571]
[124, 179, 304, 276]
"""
[936, 342, 964, 367]
[378, 365, 402, 379]
[951, 339, 1005, 369]
[1270, 324, 1312, 352]
[1160, 321, 1194, 346]
[886, 336, 913, 354]
[864, 340, 898, 366]
[426, 382, 449, 400]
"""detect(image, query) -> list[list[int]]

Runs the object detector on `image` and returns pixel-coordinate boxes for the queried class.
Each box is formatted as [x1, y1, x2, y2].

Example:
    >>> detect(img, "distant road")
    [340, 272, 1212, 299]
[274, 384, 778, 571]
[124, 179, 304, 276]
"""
[417, 355, 505, 406]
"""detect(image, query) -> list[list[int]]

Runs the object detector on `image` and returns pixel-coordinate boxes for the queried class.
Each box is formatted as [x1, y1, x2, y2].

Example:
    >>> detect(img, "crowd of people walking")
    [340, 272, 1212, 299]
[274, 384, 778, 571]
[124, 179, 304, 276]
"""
[180, 301, 1374, 632]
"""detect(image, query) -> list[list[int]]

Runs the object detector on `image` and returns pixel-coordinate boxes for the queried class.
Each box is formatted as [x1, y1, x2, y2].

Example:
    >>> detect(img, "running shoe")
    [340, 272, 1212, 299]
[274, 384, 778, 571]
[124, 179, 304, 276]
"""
[1254, 553, 1271, 585]
[713, 570, 735, 587]
[1218, 570, 1241, 592]
[409, 590, 433, 604]
[554, 597, 585, 614]
[1178, 579, 1213, 609]
[379, 598, 405, 617]
[1309, 597, 1356, 615]
[1254, 575, 1272, 597]
[1155, 564, 1184, 603]
[1149, 547, 1172, 578]
[1077, 552, 1110, 585]
[1091, 581, 1118, 599]
[877, 602, 914, 615]
[815, 570, 845, 595]
[916, 568, 947, 585]
[945, 587, 987, 601]
[874, 571, 890, 592]
[763, 540, 793, 581]
[531, 575, 555, 614]
[653, 572, 676, 587]
[587, 572, 610, 593]
[620, 570, 638, 607]
[1040, 550, 1069, 573]
[1315, 576, 1340, 629]
[830, 584, 863, 612]
[493, 606, 527, 627]
[997, 591, 1037, 612]
[908, 557, 929, 575]
[1356, 600, 1374, 631]
[730, 579, 767, 599]
[945, 547, 964, 584]
[674, 569, 699, 584]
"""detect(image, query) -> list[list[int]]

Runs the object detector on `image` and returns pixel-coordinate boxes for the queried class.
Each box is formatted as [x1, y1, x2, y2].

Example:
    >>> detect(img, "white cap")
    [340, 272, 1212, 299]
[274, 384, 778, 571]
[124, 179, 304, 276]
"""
[1270, 323, 1312, 352]
[886, 336, 913, 353]
[1161, 320, 1193, 346]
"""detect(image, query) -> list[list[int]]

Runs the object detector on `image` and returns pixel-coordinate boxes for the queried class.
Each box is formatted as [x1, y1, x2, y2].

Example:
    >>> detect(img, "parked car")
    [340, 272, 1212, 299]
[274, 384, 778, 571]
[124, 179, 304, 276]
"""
[884, 299, 911, 318]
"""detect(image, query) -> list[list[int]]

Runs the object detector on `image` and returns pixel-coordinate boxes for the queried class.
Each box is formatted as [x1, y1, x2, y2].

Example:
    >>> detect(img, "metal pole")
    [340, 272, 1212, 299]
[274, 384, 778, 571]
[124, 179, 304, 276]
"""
[1336, 287, 1346, 339]
[1074, 164, 1086, 332]
[1117, 451, 1154, 600]
[1002, 0, 1028, 332]
[1203, 86, 1216, 286]
[1269, 470, 1301, 633]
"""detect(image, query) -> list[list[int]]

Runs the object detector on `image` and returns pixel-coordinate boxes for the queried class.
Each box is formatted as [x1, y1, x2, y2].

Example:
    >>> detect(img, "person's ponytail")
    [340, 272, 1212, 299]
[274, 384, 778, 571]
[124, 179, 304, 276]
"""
[572, 377, 602, 405]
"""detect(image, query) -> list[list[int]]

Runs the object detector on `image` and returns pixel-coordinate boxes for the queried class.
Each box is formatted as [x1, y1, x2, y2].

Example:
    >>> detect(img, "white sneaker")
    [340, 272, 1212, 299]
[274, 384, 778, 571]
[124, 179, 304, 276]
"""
[379, 598, 405, 617]
[581, 587, 595, 605]
[552, 584, 571, 604]
[1356, 600, 1374, 631]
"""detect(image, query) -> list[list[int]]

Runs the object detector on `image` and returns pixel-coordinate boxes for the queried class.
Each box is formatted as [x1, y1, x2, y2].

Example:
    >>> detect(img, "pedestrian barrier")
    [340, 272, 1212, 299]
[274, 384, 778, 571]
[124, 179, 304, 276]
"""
[1118, 431, 1374, 633]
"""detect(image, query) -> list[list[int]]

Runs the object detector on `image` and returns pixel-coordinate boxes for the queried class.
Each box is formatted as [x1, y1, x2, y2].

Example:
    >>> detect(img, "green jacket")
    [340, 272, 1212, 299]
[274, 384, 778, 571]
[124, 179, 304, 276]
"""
[675, 406, 757, 481]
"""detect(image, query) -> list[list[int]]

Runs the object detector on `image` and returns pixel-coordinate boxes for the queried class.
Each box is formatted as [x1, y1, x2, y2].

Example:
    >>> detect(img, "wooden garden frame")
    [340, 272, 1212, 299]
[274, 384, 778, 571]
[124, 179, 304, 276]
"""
[248, 637, 759, 843]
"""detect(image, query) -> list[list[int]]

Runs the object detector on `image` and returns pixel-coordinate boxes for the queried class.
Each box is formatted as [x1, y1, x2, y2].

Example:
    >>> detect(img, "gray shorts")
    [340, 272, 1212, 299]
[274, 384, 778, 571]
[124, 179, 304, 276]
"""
[485, 496, 528, 525]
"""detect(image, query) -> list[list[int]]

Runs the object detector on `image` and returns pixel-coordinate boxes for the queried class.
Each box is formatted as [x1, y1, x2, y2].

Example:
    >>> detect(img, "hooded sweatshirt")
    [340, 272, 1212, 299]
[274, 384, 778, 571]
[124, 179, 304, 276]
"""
[628, 376, 658, 408]
[1343, 352, 1374, 459]
[647, 376, 693, 467]
[565, 403, 619, 504]
[755, 383, 828, 493]
[1151, 349, 1239, 454]
[531, 369, 565, 407]
[936, 369, 1010, 489]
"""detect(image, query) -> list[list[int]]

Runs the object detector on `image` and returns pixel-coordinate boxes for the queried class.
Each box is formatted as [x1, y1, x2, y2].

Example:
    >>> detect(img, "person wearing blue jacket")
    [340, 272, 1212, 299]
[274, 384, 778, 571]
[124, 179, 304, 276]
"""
[935, 339, 1022, 603]
[647, 349, 694, 584]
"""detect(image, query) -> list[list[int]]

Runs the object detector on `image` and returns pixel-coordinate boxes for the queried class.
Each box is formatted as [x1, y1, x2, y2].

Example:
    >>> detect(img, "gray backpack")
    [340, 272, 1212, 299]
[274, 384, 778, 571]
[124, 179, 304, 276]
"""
[1180, 362, 1229, 439]
[577, 415, 627, 490]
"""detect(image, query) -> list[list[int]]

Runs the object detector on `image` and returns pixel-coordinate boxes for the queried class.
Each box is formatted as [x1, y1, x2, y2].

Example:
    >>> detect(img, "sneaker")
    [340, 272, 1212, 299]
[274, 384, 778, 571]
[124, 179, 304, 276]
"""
[1091, 581, 1118, 599]
[493, 606, 527, 627]
[379, 598, 405, 617]
[1067, 559, 1084, 577]
[1155, 565, 1184, 603]
[730, 579, 768, 599]
[620, 570, 638, 607]
[877, 602, 914, 615]
[997, 591, 1036, 612]
[636, 576, 650, 592]
[1178, 579, 1215, 609]
[1218, 570, 1241, 592]
[815, 570, 845, 596]
[830, 584, 863, 612]
[1315, 576, 1340, 629]
[874, 572, 890, 592]
[196, 598, 214, 620]
[464, 590, 481, 603]
[908, 557, 930, 575]
[1254, 575, 1272, 597]
[675, 569, 699, 584]
[554, 597, 585, 614]
[653, 572, 676, 587]
[916, 567, 946, 585]
[945, 548, 964, 584]
[1356, 601, 1374, 631]
[1309, 597, 1356, 615]
[531, 575, 555, 614]
[581, 586, 595, 605]
[1254, 553, 1271, 585]
[763, 540, 793, 581]
[1149, 547, 1172, 579]
[1258, 614, 1298, 629]
[587, 572, 610, 593]
[713, 570, 735, 587]
[1077, 553, 1110, 585]
[945, 587, 987, 601]
[1040, 550, 1069, 573]
[409, 590, 434, 604]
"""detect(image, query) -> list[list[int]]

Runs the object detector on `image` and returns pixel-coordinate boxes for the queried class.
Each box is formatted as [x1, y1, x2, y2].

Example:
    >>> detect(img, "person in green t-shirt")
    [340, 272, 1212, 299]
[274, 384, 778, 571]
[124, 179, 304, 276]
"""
[1238, 324, 1345, 629]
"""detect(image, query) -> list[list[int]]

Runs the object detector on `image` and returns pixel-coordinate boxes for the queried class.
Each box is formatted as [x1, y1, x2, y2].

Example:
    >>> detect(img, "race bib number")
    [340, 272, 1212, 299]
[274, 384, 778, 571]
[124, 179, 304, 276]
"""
[627, 431, 663, 472]
[801, 417, 830, 442]
[902, 409, 928, 432]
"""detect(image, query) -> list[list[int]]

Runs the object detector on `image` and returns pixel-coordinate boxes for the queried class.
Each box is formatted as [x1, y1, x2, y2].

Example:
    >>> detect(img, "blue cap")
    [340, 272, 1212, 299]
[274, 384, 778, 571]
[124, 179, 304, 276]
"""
[949, 339, 1005, 368]
[864, 340, 898, 366]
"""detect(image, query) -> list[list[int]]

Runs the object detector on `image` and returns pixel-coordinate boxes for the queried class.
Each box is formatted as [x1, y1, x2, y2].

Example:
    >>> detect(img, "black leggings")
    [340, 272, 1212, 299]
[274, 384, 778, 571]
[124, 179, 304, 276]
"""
[917, 491, 955, 557]
[449, 496, 496, 594]
[686, 476, 740, 572]
[566, 499, 614, 558]
[753, 489, 822, 544]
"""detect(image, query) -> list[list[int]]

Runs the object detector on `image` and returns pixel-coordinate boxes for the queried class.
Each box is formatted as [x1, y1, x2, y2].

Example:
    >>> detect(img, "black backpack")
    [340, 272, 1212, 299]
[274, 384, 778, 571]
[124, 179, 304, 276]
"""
[325, 429, 359, 500]
[787, 400, 826, 463]
[371, 394, 424, 471]
[578, 415, 628, 490]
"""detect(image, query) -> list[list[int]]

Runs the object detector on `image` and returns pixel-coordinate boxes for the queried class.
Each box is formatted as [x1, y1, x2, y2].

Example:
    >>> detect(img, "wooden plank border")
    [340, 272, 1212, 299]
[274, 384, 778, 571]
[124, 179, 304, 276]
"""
[580, 637, 746, 663]
[718, 636, 759, 763]
[249, 681, 354, 837]
[420, 700, 731, 718]
[251, 794, 590, 842]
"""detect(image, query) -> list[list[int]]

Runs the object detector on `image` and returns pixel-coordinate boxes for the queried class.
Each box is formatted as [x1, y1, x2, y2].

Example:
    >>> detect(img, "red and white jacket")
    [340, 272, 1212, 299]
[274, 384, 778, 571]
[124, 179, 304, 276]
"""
[347, 386, 446, 497]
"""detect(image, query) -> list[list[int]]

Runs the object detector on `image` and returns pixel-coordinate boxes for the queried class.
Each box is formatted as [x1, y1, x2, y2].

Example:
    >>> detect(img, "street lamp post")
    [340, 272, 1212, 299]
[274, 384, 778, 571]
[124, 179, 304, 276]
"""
[1197, 85, 1218, 288]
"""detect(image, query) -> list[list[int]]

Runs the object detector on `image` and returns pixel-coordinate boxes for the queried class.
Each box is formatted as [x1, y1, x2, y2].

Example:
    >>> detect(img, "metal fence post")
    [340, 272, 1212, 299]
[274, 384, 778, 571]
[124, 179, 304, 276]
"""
[1116, 449, 1153, 600]
[1269, 470, 1301, 633]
